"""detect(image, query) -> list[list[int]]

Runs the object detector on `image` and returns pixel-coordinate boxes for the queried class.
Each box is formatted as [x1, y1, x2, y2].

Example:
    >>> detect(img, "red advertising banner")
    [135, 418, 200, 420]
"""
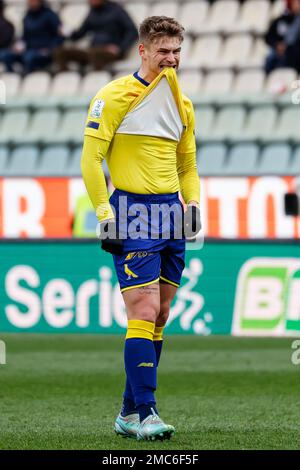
[0, 177, 299, 239]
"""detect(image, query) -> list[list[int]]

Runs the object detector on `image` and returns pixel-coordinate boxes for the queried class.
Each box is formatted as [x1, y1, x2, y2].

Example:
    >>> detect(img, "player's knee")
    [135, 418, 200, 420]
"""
[136, 311, 157, 323]
[127, 298, 159, 324]
[157, 300, 171, 325]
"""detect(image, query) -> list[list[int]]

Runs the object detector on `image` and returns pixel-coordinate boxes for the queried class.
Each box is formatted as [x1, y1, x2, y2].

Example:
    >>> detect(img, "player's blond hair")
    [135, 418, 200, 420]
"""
[139, 16, 185, 45]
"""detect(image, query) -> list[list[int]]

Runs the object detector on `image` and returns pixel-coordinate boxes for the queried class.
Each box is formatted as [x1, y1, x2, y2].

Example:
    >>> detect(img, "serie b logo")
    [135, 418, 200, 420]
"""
[232, 258, 300, 337]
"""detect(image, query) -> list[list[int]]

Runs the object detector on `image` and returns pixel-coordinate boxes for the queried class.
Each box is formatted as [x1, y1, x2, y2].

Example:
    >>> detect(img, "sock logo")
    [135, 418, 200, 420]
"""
[137, 362, 154, 368]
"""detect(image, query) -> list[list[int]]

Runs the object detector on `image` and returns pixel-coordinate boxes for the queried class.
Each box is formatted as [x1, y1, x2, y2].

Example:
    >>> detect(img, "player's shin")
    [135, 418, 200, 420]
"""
[121, 379, 136, 417]
[124, 320, 158, 422]
[121, 324, 164, 418]
[153, 325, 164, 366]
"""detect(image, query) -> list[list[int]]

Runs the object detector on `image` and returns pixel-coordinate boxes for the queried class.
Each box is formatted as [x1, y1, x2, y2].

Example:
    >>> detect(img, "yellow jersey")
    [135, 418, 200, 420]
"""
[81, 67, 200, 222]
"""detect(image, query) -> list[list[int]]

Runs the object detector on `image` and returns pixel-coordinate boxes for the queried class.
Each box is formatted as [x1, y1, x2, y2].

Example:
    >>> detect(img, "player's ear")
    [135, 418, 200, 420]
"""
[138, 43, 146, 58]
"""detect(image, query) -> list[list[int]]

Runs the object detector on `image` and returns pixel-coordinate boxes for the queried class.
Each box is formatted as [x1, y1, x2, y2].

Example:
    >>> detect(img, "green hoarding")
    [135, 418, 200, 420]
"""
[0, 241, 299, 336]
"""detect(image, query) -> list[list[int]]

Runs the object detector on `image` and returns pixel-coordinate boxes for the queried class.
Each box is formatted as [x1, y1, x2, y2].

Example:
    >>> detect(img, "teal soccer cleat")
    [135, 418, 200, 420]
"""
[137, 410, 175, 441]
[114, 413, 139, 439]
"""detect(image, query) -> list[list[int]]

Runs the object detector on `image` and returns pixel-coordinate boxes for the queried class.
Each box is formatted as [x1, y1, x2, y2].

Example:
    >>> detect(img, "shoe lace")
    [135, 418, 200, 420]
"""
[146, 411, 162, 425]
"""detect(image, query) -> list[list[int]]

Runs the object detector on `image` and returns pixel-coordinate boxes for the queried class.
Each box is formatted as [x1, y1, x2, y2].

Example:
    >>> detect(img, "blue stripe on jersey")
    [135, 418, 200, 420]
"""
[133, 71, 149, 87]
[86, 121, 99, 130]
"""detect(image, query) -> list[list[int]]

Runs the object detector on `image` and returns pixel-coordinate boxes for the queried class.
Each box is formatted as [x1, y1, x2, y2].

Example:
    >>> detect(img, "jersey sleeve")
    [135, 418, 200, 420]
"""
[176, 98, 196, 155]
[176, 98, 200, 204]
[84, 83, 130, 142]
[81, 134, 115, 222]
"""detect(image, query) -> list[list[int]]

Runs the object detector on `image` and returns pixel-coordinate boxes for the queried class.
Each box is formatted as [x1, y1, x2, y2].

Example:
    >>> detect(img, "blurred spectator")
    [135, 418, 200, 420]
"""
[54, 0, 138, 72]
[285, 0, 300, 71]
[1, 0, 63, 74]
[264, 0, 296, 73]
[0, 1, 14, 58]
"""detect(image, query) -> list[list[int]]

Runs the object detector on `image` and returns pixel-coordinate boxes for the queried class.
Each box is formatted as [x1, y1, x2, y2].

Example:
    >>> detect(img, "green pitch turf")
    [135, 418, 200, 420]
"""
[0, 334, 299, 450]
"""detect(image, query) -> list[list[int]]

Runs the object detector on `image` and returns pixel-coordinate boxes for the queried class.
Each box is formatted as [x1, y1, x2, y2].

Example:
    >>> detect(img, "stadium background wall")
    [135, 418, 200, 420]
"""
[0, 176, 299, 238]
[0, 240, 299, 337]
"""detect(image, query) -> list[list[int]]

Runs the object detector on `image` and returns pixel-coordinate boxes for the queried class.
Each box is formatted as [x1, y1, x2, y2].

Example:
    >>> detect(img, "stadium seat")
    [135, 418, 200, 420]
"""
[197, 143, 227, 176]
[290, 147, 300, 175]
[188, 36, 222, 68]
[274, 107, 300, 142]
[202, 71, 234, 95]
[247, 38, 268, 68]
[224, 143, 259, 175]
[46, 0, 60, 11]
[179, 1, 209, 35]
[200, 0, 239, 34]
[194, 106, 216, 141]
[178, 70, 203, 95]
[5, 5, 24, 36]
[178, 35, 193, 68]
[257, 144, 291, 175]
[47, 109, 87, 145]
[149, 2, 179, 19]
[232, 0, 270, 34]
[0, 146, 9, 175]
[80, 71, 111, 97]
[0, 72, 21, 97]
[113, 70, 135, 80]
[6, 146, 39, 176]
[67, 146, 110, 177]
[241, 106, 278, 141]
[210, 106, 246, 141]
[20, 72, 51, 98]
[38, 146, 70, 176]
[67, 146, 82, 177]
[216, 34, 253, 68]
[111, 43, 140, 73]
[50, 72, 81, 96]
[0, 109, 30, 144]
[60, 4, 89, 32]
[20, 109, 61, 145]
[125, 2, 149, 27]
[272, 0, 285, 19]
[266, 68, 297, 94]
[234, 70, 265, 94]
[60, 0, 86, 3]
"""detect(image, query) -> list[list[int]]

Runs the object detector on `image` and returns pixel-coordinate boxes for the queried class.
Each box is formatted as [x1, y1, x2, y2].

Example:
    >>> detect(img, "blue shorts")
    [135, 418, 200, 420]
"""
[110, 189, 185, 293]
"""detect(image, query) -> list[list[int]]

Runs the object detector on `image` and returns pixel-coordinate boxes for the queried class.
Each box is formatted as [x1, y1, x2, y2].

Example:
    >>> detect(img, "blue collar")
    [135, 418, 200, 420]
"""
[133, 71, 149, 87]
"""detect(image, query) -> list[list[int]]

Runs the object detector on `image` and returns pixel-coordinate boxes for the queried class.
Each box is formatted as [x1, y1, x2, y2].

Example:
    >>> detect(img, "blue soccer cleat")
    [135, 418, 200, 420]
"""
[114, 413, 139, 439]
[137, 410, 175, 441]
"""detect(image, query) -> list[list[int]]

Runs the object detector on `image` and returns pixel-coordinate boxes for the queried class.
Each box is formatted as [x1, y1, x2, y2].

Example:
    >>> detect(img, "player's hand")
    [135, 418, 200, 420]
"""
[183, 203, 201, 240]
[99, 219, 124, 256]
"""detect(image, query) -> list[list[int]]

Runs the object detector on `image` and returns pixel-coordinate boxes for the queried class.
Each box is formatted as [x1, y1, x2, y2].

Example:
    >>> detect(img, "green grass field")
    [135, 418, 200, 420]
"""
[0, 334, 299, 450]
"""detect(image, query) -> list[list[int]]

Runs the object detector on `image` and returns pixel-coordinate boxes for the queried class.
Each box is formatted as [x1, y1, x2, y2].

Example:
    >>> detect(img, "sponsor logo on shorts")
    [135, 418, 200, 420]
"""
[124, 264, 138, 280]
[125, 252, 153, 261]
[137, 362, 154, 368]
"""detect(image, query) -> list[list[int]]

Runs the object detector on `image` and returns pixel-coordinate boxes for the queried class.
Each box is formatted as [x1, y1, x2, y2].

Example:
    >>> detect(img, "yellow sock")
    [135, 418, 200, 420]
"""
[126, 319, 155, 341]
[153, 325, 164, 341]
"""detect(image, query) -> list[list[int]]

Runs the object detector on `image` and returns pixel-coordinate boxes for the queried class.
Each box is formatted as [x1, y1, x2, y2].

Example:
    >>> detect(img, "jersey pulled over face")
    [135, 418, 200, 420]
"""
[84, 67, 197, 196]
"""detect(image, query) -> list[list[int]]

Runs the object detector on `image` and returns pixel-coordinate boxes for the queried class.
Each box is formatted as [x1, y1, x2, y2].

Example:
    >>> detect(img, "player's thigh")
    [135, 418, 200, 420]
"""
[157, 282, 178, 326]
[160, 240, 185, 289]
[123, 281, 160, 322]
[113, 251, 161, 322]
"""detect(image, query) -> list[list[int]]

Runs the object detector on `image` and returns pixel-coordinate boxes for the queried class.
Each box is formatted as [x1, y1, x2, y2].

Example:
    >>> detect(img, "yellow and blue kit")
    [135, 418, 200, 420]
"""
[81, 67, 200, 291]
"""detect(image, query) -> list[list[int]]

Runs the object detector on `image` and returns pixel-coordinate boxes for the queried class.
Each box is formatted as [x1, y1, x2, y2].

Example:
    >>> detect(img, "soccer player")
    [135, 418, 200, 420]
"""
[81, 16, 200, 441]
